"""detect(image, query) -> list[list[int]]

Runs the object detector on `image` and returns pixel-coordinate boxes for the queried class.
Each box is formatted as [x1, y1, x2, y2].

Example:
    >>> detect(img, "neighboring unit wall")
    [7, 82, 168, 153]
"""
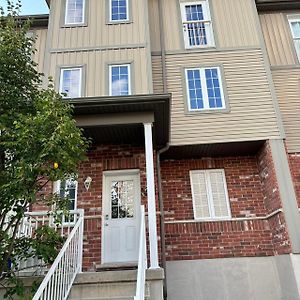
[260, 12, 298, 66]
[46, 0, 153, 96]
[49, 48, 151, 96]
[272, 69, 300, 153]
[50, 0, 148, 49]
[289, 154, 300, 206]
[259, 11, 300, 214]
[257, 141, 291, 254]
[260, 11, 300, 153]
[32, 27, 48, 74]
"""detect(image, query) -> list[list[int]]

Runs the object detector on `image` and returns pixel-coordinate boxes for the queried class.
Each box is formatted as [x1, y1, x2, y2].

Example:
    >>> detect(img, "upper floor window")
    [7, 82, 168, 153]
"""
[109, 64, 131, 96]
[110, 0, 129, 22]
[185, 66, 225, 111]
[180, 1, 214, 49]
[190, 169, 231, 220]
[59, 67, 82, 98]
[288, 16, 300, 62]
[65, 0, 85, 25]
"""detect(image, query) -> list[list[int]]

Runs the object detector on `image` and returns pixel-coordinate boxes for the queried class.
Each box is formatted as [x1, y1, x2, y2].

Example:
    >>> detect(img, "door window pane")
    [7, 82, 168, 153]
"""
[110, 180, 134, 219]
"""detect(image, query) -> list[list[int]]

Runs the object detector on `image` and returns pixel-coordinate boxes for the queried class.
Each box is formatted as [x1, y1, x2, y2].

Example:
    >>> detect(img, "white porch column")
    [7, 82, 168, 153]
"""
[144, 122, 159, 269]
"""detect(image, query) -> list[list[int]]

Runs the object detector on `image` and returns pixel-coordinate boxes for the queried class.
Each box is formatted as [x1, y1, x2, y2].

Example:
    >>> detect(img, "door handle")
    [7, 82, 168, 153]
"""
[104, 223, 109, 226]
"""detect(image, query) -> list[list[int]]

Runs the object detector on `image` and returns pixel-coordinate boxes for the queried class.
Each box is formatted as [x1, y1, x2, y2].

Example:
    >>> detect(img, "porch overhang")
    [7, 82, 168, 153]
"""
[69, 94, 171, 149]
[162, 140, 266, 160]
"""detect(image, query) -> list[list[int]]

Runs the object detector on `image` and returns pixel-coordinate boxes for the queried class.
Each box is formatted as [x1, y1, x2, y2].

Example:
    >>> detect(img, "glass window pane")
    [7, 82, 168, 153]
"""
[292, 21, 300, 38]
[66, 0, 84, 24]
[205, 68, 224, 109]
[111, 0, 128, 21]
[110, 65, 130, 96]
[187, 69, 203, 110]
[61, 69, 81, 98]
[110, 180, 134, 219]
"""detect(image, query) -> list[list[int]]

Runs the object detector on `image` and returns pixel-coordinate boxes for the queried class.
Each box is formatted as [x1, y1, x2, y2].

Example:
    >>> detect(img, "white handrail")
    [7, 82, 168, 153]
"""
[134, 205, 147, 300]
[32, 209, 84, 300]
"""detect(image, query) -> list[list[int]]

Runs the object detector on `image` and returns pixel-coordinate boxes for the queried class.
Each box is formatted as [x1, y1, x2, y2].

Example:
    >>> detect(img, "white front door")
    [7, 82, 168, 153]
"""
[102, 170, 141, 264]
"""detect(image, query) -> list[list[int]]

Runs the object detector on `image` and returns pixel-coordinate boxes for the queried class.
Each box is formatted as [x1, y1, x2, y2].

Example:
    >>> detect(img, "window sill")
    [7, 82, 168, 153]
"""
[185, 45, 216, 50]
[185, 107, 230, 115]
[61, 23, 88, 28]
[106, 21, 133, 25]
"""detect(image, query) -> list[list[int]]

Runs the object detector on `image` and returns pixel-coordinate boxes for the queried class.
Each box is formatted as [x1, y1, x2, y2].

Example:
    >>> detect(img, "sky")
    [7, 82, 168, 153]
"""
[0, 0, 49, 15]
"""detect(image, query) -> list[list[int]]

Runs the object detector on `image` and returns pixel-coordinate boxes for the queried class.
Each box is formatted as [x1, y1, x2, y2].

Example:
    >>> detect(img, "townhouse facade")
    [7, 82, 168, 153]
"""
[23, 0, 300, 299]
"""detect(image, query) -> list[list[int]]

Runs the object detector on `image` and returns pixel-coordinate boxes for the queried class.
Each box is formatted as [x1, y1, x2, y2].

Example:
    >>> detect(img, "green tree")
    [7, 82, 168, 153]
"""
[0, 1, 88, 298]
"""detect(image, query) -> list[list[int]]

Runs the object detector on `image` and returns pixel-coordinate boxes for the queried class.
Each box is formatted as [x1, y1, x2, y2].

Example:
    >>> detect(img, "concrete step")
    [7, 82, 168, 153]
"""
[73, 297, 134, 300]
[68, 270, 150, 300]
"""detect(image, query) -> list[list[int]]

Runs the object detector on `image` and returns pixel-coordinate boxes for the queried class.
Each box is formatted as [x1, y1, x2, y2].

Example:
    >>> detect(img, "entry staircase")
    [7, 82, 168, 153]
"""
[10, 206, 148, 300]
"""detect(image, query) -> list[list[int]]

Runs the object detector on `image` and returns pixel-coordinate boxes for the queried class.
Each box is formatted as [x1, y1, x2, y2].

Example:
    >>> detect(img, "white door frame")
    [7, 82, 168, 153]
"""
[101, 169, 141, 264]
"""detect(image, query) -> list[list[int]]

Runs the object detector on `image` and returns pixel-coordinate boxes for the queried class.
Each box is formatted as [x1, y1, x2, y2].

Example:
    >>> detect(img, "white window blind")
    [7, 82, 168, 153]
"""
[190, 169, 231, 220]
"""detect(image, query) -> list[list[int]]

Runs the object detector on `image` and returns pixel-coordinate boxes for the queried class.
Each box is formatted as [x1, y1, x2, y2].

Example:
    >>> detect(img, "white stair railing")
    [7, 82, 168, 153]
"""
[134, 205, 147, 300]
[32, 209, 84, 300]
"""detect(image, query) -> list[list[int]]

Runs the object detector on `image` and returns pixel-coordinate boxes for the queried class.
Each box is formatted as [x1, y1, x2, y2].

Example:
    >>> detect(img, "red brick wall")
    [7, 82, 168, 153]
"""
[161, 156, 276, 260]
[165, 220, 273, 260]
[76, 144, 161, 271]
[288, 153, 300, 207]
[77, 144, 149, 270]
[161, 150, 291, 261]
[257, 142, 291, 255]
[161, 157, 267, 221]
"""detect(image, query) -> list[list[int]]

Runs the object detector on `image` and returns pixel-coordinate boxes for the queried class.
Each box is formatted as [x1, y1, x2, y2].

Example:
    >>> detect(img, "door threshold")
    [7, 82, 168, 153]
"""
[95, 262, 138, 272]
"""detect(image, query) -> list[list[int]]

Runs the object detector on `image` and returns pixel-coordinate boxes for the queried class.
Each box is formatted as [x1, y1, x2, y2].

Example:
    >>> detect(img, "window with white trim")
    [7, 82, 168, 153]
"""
[110, 0, 129, 22]
[190, 169, 231, 220]
[288, 16, 300, 62]
[185, 66, 225, 111]
[109, 64, 131, 96]
[59, 67, 82, 98]
[180, 1, 214, 48]
[65, 0, 85, 25]
[59, 178, 78, 223]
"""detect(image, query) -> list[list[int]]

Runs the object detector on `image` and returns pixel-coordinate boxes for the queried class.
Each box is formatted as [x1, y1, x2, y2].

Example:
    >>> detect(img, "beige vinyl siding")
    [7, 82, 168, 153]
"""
[148, 0, 161, 52]
[167, 49, 281, 145]
[152, 55, 163, 94]
[159, 0, 260, 52]
[33, 28, 48, 74]
[272, 69, 300, 152]
[50, 0, 147, 49]
[211, 0, 259, 48]
[259, 12, 298, 66]
[49, 48, 151, 97]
